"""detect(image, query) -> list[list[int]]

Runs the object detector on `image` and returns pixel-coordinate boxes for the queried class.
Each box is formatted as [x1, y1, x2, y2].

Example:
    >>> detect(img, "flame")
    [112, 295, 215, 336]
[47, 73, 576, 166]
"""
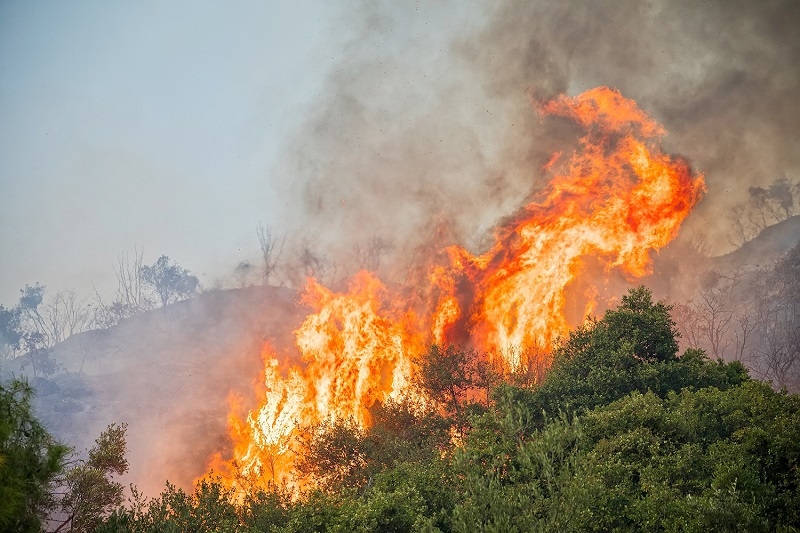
[451, 86, 705, 355]
[206, 86, 705, 491]
[210, 271, 425, 489]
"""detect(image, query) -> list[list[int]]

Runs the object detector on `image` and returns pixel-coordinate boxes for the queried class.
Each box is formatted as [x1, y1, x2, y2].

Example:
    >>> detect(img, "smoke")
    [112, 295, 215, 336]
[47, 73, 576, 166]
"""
[110, 0, 800, 493]
[9, 0, 799, 498]
[272, 0, 800, 262]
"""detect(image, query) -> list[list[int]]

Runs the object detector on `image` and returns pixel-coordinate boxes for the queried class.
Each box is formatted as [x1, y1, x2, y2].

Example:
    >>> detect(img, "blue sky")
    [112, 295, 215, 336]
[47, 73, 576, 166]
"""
[0, 1, 346, 302]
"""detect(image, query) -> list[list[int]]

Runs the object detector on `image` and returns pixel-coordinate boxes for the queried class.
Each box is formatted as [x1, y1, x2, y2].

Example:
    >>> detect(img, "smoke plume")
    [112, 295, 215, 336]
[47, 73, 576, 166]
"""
[272, 0, 800, 262]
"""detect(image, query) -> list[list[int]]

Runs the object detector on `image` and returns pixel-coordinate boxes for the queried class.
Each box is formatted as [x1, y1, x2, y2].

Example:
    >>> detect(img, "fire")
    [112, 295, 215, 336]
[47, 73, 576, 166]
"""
[446, 87, 705, 355]
[206, 86, 705, 491]
[209, 271, 426, 488]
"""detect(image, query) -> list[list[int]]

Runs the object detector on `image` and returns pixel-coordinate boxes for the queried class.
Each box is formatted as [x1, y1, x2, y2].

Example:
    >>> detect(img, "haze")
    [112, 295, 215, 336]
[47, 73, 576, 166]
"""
[2, 0, 799, 304]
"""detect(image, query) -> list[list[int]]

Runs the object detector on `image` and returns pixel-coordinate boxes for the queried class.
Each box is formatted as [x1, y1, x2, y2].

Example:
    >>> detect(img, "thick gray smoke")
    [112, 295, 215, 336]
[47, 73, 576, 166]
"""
[273, 0, 800, 264]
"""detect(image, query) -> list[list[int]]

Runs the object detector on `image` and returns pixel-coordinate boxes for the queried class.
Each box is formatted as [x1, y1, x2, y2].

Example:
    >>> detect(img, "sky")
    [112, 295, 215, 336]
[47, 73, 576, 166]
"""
[0, 1, 347, 303]
[2, 0, 799, 305]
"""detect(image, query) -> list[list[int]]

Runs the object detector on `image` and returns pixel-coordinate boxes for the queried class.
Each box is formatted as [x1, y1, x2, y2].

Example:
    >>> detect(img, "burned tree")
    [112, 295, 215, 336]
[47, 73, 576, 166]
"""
[256, 223, 285, 285]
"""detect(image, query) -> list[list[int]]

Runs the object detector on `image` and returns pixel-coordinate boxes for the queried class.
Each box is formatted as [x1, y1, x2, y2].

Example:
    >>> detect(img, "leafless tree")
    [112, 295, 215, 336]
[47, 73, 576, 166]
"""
[673, 267, 759, 362]
[10, 285, 92, 352]
[256, 223, 286, 285]
[354, 237, 393, 272]
[299, 243, 334, 283]
[745, 251, 800, 391]
[93, 249, 156, 328]
[747, 298, 799, 390]
[671, 301, 703, 353]
[728, 205, 755, 248]
[504, 345, 551, 388]
[43, 290, 93, 345]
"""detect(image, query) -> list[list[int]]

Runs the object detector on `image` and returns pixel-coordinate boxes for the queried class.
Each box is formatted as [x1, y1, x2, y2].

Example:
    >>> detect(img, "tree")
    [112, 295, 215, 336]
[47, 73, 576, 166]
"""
[450, 289, 798, 532]
[2, 285, 93, 356]
[674, 269, 755, 361]
[418, 345, 500, 423]
[256, 223, 285, 285]
[747, 244, 800, 390]
[0, 378, 70, 532]
[15, 284, 50, 352]
[296, 417, 369, 491]
[140, 256, 199, 307]
[0, 304, 22, 358]
[93, 249, 156, 328]
[298, 243, 335, 285]
[512, 287, 748, 428]
[233, 261, 255, 288]
[20, 348, 61, 378]
[53, 424, 129, 533]
[354, 237, 392, 272]
[727, 175, 800, 246]
[45, 290, 93, 345]
[296, 399, 451, 493]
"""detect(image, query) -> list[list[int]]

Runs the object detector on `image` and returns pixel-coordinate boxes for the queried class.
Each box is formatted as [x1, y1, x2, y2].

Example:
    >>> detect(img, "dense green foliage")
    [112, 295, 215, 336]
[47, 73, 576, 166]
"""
[0, 379, 131, 533]
[97, 287, 799, 532]
[0, 378, 69, 533]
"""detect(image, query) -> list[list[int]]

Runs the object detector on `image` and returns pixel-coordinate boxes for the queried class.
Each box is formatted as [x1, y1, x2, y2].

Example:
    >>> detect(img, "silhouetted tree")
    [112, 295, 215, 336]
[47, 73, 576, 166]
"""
[140, 256, 199, 307]
[256, 223, 285, 285]
[728, 175, 800, 246]
[0, 304, 22, 358]
[747, 244, 800, 390]
[354, 236, 392, 272]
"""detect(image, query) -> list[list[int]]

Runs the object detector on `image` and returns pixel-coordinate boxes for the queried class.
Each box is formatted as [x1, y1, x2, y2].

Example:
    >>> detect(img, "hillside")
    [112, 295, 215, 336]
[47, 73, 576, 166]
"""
[712, 215, 800, 270]
[1, 285, 304, 495]
[2, 217, 798, 496]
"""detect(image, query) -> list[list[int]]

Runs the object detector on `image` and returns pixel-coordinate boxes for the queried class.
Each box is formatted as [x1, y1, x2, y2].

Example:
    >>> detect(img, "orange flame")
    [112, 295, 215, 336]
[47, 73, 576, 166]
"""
[209, 271, 426, 489]
[206, 86, 705, 491]
[450, 86, 705, 356]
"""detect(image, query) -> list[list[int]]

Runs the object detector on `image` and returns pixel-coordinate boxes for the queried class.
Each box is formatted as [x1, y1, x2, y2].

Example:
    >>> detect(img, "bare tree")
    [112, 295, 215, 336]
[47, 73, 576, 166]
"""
[354, 236, 392, 272]
[299, 244, 332, 282]
[43, 290, 92, 345]
[745, 246, 800, 391]
[8, 285, 92, 354]
[256, 223, 286, 285]
[728, 204, 755, 248]
[93, 249, 155, 328]
[747, 291, 800, 390]
[671, 301, 703, 354]
[674, 268, 755, 361]
[112, 249, 151, 312]
[505, 345, 551, 388]
[688, 271, 736, 359]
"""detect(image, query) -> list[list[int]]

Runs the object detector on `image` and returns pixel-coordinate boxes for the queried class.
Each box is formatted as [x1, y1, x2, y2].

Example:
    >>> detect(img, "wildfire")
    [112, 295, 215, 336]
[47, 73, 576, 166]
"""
[206, 86, 705, 490]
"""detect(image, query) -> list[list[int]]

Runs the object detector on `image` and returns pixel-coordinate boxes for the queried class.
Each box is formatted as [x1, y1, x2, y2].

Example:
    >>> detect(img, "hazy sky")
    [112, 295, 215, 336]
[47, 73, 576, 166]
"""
[2, 0, 799, 305]
[0, 1, 347, 303]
